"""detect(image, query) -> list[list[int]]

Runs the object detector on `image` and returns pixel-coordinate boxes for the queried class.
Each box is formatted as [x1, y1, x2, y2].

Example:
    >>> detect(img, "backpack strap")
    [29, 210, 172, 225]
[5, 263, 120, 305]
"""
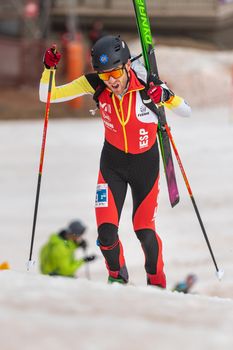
[93, 82, 106, 108]
[85, 73, 106, 109]
[135, 73, 161, 116]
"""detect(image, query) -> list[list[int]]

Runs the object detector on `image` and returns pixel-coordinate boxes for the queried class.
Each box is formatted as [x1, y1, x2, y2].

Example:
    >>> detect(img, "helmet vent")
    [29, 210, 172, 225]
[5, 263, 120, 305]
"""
[114, 37, 121, 51]
[114, 44, 121, 52]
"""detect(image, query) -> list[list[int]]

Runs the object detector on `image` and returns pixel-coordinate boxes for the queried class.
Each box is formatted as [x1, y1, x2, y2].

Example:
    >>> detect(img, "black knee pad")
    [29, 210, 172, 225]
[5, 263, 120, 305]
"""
[135, 229, 157, 247]
[98, 223, 119, 247]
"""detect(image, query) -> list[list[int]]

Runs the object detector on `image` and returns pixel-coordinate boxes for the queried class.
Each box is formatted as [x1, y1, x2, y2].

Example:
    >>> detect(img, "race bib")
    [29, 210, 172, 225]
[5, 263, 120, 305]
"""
[95, 184, 108, 207]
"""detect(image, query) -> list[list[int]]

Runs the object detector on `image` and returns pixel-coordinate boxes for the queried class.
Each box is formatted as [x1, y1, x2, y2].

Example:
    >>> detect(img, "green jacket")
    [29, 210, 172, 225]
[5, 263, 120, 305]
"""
[40, 234, 85, 277]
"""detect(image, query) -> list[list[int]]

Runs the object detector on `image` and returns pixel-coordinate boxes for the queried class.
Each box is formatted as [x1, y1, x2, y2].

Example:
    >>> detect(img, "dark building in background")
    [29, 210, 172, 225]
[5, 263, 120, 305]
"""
[51, 0, 233, 48]
[1, 0, 233, 86]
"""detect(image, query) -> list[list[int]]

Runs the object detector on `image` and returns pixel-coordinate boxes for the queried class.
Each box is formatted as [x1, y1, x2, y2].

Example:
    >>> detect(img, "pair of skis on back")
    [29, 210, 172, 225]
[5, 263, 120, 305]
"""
[132, 0, 179, 208]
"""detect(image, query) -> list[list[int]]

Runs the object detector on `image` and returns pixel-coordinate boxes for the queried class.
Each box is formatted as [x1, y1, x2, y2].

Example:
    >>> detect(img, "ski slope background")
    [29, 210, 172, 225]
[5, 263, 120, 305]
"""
[1, 44, 233, 350]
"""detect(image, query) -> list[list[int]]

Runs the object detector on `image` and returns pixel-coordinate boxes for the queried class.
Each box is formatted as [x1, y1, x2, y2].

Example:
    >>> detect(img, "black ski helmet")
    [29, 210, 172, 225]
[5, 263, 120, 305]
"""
[67, 220, 86, 237]
[91, 35, 131, 72]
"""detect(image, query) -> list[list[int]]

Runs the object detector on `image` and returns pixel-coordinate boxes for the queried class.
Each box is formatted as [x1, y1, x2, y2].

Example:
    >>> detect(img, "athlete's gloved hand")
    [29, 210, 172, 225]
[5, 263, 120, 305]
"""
[83, 255, 96, 263]
[147, 81, 174, 104]
[43, 45, 61, 69]
[78, 239, 88, 250]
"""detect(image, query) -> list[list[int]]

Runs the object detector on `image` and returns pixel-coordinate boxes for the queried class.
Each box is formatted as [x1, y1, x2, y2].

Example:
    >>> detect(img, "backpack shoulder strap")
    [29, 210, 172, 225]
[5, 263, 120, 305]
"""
[85, 73, 106, 108]
[135, 72, 160, 115]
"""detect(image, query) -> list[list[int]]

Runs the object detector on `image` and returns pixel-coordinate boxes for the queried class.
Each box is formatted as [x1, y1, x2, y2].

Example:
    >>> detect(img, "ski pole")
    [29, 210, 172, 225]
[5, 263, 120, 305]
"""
[27, 58, 55, 270]
[164, 124, 224, 280]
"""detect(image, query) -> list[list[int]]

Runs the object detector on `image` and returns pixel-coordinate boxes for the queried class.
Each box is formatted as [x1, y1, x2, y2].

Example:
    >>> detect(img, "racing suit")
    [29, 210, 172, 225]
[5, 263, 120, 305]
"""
[39, 61, 191, 286]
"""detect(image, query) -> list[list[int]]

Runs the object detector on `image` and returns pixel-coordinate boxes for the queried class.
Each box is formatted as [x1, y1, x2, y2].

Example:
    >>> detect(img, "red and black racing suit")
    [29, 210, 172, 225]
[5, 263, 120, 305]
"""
[39, 64, 191, 286]
[88, 70, 165, 286]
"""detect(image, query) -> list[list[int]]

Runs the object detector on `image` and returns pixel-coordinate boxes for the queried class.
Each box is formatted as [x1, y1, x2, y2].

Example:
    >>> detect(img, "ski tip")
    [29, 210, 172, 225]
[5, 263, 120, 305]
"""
[216, 269, 224, 281]
[170, 195, 180, 208]
[0, 261, 10, 270]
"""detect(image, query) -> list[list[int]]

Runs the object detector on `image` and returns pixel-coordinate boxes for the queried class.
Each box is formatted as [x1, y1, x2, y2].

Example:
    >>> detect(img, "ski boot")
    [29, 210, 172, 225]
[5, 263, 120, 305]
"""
[147, 272, 166, 289]
[108, 276, 127, 284]
[108, 265, 128, 285]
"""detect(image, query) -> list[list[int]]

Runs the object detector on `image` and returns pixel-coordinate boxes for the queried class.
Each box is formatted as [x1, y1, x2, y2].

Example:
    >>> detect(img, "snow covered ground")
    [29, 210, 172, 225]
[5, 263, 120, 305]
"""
[1, 45, 233, 350]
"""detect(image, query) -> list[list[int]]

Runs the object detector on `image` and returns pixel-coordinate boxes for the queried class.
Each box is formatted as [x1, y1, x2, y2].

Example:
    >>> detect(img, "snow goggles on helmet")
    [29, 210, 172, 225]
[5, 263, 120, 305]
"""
[98, 67, 124, 81]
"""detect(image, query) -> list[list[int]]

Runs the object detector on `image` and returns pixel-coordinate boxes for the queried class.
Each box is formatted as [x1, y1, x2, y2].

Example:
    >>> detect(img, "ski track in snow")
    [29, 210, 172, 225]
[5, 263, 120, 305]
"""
[1, 45, 233, 349]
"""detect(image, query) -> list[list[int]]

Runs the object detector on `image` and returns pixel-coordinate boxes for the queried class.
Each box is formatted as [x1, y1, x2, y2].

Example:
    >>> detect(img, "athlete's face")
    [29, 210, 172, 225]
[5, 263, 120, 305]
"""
[99, 60, 131, 95]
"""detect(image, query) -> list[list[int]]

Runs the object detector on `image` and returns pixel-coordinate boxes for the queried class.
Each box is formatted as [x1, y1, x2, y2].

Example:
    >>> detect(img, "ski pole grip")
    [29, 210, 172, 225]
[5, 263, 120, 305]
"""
[51, 44, 57, 54]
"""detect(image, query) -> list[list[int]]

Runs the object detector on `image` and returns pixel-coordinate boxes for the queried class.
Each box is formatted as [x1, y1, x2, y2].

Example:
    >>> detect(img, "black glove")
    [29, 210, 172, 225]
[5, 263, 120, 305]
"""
[83, 254, 96, 263]
[78, 239, 88, 250]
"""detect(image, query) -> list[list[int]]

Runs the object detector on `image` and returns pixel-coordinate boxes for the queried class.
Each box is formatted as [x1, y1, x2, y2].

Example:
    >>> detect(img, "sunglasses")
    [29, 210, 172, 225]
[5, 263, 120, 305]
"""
[98, 67, 124, 81]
